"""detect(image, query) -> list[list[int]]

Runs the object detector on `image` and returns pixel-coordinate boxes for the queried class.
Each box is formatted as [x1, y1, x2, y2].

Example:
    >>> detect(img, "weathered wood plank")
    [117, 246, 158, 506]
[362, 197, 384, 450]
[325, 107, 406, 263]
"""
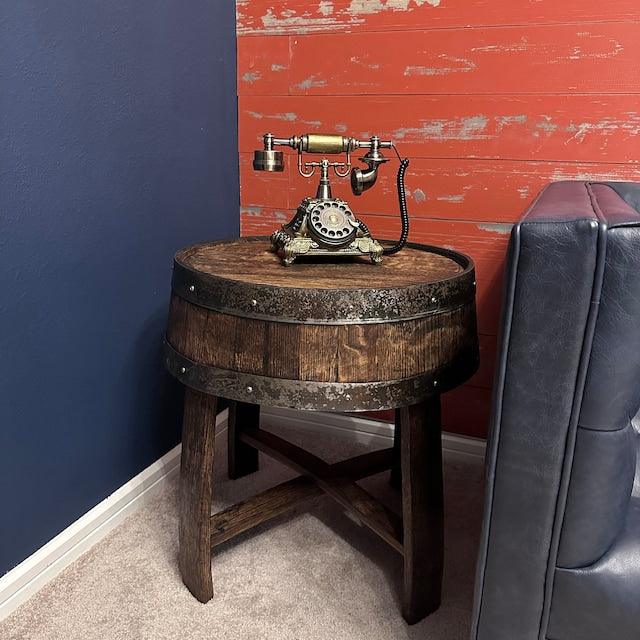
[238, 23, 640, 96]
[240, 426, 404, 552]
[240, 153, 640, 222]
[211, 443, 397, 548]
[168, 294, 475, 383]
[400, 396, 443, 622]
[237, 1, 640, 36]
[237, 34, 290, 94]
[211, 445, 398, 547]
[238, 94, 640, 164]
[210, 476, 322, 548]
[236, 5, 640, 443]
[178, 388, 218, 602]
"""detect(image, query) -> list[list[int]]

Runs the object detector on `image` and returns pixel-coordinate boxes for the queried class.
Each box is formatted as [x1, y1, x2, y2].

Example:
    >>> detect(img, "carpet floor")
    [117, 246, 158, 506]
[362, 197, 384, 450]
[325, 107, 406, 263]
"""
[0, 419, 485, 640]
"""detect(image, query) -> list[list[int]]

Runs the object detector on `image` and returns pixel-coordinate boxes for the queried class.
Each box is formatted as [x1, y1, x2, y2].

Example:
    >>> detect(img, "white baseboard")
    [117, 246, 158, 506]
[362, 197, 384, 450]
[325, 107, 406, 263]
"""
[0, 447, 181, 622]
[0, 406, 483, 622]
[260, 407, 487, 462]
[0, 409, 229, 622]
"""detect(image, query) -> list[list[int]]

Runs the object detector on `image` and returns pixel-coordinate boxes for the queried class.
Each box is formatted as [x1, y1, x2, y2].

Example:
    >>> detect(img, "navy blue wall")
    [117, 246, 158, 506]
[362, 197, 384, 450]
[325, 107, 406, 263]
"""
[0, 2, 238, 574]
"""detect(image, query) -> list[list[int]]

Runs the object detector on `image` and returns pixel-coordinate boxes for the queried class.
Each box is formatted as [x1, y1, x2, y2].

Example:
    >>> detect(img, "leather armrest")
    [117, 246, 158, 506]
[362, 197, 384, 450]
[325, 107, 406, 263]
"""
[471, 181, 604, 640]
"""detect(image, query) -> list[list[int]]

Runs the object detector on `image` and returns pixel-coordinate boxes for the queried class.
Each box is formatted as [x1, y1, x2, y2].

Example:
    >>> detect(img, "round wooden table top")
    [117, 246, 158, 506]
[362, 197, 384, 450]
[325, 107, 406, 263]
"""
[176, 236, 464, 289]
[171, 236, 475, 324]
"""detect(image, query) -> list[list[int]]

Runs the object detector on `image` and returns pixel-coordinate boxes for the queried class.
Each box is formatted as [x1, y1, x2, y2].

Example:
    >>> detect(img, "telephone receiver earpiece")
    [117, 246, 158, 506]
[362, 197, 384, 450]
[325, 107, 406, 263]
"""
[350, 165, 378, 195]
[350, 148, 389, 195]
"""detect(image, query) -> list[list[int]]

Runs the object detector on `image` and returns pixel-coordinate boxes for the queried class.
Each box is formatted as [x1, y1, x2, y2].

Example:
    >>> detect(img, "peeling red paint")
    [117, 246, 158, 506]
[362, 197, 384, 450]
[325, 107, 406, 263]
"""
[237, 1, 640, 36]
[236, 1, 640, 438]
[239, 94, 640, 164]
[239, 24, 640, 96]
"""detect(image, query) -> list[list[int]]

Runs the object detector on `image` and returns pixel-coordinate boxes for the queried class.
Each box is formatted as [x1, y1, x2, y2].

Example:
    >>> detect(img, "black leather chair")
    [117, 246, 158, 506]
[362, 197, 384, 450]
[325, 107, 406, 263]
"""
[470, 181, 640, 640]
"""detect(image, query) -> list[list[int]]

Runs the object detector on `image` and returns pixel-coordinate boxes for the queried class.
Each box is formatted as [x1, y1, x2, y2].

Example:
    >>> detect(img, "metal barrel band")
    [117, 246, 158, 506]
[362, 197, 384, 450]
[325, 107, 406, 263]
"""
[172, 240, 476, 325]
[164, 338, 478, 412]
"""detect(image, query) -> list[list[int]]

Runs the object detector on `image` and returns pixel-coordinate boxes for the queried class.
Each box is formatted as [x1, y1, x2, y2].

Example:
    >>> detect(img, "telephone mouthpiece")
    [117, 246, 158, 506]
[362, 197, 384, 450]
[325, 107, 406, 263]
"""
[253, 149, 285, 172]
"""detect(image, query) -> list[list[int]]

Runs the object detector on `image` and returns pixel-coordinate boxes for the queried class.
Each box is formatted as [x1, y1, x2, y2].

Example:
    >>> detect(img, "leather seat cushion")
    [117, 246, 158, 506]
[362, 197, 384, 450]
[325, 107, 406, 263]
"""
[549, 497, 640, 640]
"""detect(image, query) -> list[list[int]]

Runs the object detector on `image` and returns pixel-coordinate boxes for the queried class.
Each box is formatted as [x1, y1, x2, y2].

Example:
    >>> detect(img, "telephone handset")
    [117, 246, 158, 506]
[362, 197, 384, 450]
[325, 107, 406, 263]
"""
[253, 132, 410, 265]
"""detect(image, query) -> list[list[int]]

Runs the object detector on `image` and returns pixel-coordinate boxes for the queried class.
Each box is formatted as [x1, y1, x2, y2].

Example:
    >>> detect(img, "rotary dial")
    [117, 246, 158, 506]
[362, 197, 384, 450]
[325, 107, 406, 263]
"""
[308, 201, 358, 247]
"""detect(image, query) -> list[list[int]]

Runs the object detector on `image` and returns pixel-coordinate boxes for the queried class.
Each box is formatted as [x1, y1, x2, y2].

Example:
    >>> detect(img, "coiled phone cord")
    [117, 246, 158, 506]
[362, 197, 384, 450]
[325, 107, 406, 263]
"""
[382, 151, 410, 255]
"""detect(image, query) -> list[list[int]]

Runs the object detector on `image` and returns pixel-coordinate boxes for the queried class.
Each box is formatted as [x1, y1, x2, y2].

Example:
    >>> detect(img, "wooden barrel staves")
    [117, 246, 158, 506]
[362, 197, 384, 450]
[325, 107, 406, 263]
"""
[164, 237, 479, 411]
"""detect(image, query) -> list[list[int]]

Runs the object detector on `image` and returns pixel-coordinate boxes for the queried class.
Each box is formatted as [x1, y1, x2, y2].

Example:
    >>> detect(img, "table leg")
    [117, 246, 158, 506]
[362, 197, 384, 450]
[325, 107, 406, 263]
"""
[178, 387, 217, 603]
[227, 400, 260, 480]
[400, 395, 444, 624]
[390, 408, 402, 489]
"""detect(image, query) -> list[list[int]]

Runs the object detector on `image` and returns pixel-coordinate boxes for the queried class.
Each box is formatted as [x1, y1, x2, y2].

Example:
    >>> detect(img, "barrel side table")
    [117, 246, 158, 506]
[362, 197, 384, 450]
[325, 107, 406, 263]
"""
[164, 237, 479, 624]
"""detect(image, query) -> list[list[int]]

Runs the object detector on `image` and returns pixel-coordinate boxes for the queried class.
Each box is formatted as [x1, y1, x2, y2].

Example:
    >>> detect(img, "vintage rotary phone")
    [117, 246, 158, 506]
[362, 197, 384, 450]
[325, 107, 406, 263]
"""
[253, 132, 410, 265]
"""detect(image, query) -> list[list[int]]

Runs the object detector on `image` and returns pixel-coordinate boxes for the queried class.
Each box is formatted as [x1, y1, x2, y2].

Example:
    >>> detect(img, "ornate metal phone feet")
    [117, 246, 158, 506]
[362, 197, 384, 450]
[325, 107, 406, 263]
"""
[271, 232, 384, 266]
[270, 196, 384, 265]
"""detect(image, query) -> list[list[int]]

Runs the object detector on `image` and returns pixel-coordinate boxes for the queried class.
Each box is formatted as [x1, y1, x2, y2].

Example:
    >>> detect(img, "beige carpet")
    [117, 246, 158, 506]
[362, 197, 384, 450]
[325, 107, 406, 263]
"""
[0, 420, 485, 640]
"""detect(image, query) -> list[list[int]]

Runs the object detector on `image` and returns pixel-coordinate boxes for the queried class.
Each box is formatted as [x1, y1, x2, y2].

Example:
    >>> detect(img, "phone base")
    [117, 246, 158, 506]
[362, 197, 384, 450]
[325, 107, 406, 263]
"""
[271, 228, 384, 266]
[270, 197, 385, 266]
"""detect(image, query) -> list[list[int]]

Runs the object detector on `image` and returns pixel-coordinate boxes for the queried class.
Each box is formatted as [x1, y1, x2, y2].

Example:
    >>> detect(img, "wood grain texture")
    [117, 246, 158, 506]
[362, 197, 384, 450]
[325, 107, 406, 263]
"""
[240, 153, 640, 222]
[240, 426, 404, 553]
[210, 476, 322, 547]
[167, 294, 476, 383]
[167, 238, 477, 384]
[177, 236, 463, 288]
[237, 1, 639, 35]
[178, 388, 217, 603]
[239, 93, 640, 160]
[401, 396, 444, 624]
[238, 24, 640, 95]
[236, 1, 640, 438]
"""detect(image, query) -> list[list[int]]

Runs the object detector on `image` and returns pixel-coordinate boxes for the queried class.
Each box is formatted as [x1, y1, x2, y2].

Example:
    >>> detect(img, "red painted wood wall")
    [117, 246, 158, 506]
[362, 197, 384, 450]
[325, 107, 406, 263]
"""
[236, 1, 640, 439]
